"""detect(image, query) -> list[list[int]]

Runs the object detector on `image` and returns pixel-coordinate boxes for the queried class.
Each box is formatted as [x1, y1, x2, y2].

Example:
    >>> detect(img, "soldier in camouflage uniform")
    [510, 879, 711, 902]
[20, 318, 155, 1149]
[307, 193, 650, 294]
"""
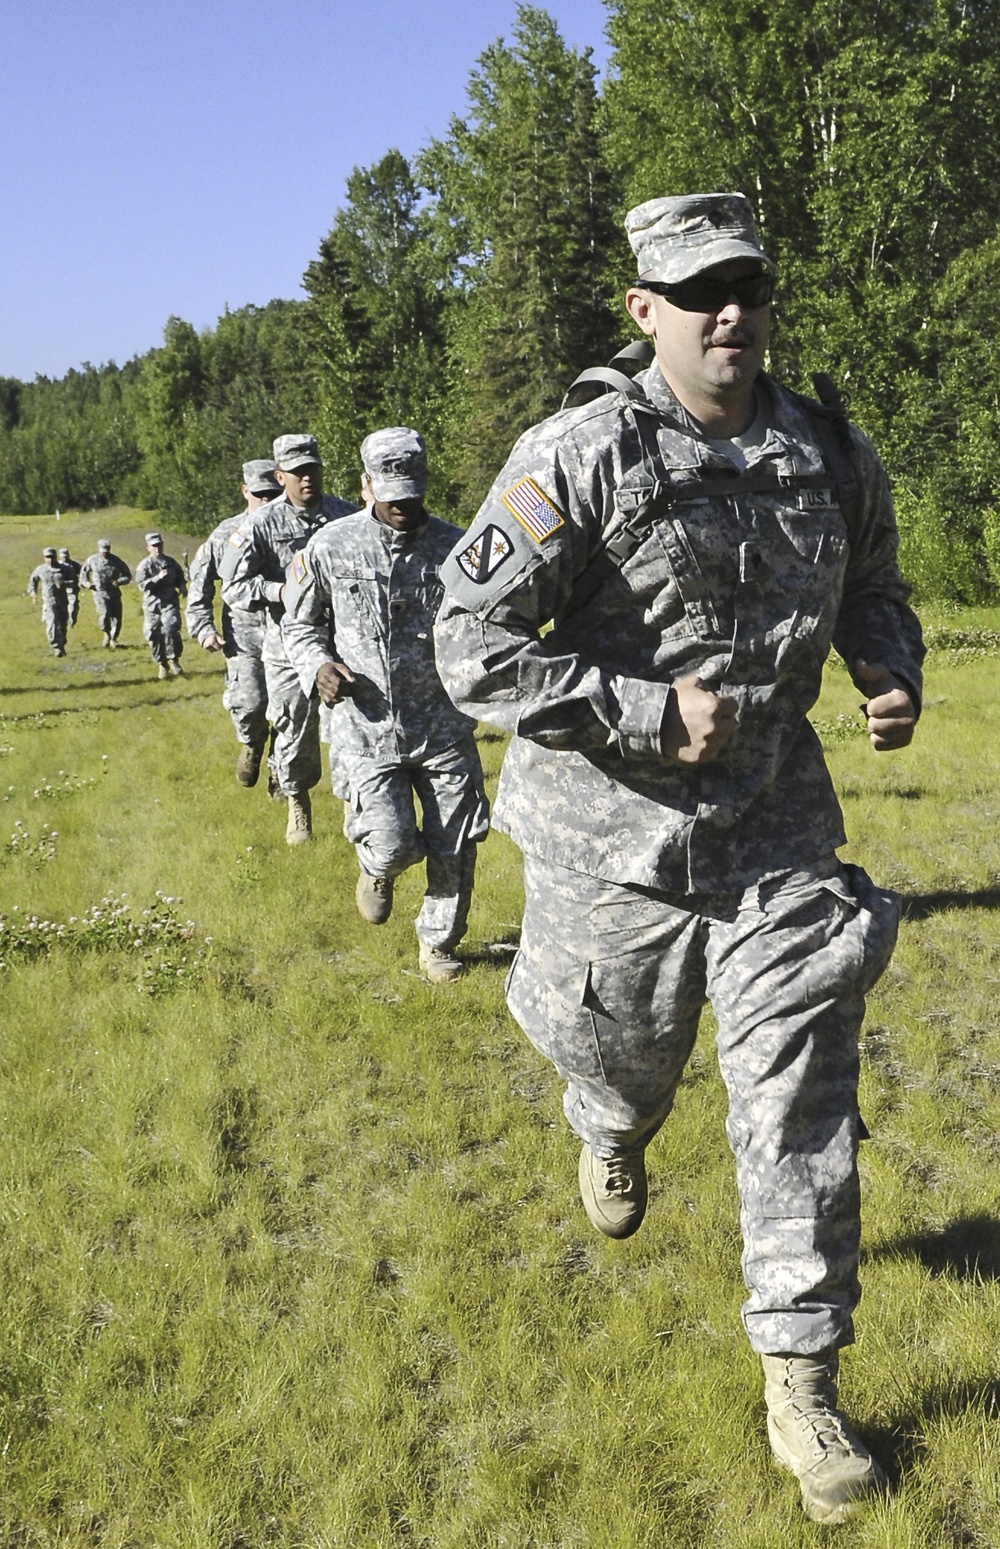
[283, 428, 489, 981]
[185, 459, 282, 787]
[135, 531, 187, 678]
[434, 193, 924, 1523]
[57, 548, 81, 626]
[80, 538, 132, 646]
[27, 547, 70, 655]
[219, 433, 355, 844]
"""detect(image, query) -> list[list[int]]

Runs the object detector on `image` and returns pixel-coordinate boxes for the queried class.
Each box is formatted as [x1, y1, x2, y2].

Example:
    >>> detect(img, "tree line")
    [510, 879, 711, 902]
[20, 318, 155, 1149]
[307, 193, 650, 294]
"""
[3, 0, 1000, 600]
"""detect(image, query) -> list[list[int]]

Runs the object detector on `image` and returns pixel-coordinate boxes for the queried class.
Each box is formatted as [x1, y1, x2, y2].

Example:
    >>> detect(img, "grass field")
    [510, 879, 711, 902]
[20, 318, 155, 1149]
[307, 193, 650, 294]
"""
[2, 507, 1000, 1547]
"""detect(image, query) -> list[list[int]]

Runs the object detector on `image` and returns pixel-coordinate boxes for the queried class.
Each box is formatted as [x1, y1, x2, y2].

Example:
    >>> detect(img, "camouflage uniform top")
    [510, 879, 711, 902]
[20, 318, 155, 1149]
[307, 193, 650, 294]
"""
[435, 364, 924, 894]
[135, 553, 187, 603]
[80, 552, 132, 592]
[282, 509, 477, 762]
[27, 564, 69, 606]
[218, 493, 356, 635]
[185, 512, 264, 645]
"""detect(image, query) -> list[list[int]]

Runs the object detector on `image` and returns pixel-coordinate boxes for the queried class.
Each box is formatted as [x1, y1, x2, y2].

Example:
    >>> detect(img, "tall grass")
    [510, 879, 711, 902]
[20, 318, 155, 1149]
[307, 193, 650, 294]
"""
[1, 510, 999, 1546]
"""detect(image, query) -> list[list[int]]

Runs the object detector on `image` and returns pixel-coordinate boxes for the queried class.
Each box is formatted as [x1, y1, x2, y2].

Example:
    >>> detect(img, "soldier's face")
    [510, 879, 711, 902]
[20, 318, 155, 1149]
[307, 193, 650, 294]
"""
[243, 485, 274, 511]
[277, 463, 323, 507]
[373, 497, 426, 533]
[627, 259, 770, 410]
[147, 542, 163, 557]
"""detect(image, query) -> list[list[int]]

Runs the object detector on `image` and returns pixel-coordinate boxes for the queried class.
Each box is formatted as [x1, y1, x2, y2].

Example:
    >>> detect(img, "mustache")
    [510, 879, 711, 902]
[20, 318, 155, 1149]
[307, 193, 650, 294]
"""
[710, 328, 755, 347]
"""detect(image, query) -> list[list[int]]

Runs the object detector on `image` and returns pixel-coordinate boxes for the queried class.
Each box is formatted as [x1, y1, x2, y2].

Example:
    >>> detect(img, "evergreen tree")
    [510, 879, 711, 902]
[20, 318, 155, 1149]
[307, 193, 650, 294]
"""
[420, 5, 621, 515]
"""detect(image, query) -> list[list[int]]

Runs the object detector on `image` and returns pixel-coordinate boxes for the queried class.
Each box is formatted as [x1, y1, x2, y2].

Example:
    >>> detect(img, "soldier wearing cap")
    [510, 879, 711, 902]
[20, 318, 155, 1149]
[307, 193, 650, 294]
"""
[186, 459, 282, 786]
[219, 433, 355, 843]
[27, 547, 70, 656]
[283, 428, 489, 981]
[434, 192, 924, 1520]
[57, 548, 82, 627]
[135, 531, 187, 678]
[80, 538, 132, 646]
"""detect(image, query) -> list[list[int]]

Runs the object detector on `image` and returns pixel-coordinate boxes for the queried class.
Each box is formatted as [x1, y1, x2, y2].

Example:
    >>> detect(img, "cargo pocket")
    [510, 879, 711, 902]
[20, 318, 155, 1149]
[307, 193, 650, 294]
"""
[841, 863, 900, 995]
[505, 948, 606, 1081]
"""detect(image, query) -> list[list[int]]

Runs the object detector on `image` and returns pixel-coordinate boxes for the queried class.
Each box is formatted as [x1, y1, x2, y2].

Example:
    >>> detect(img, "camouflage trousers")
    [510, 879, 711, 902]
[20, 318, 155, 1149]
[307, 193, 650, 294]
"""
[222, 617, 268, 749]
[506, 853, 900, 1355]
[41, 602, 68, 651]
[340, 738, 490, 949]
[262, 644, 321, 797]
[142, 598, 183, 666]
[90, 590, 123, 641]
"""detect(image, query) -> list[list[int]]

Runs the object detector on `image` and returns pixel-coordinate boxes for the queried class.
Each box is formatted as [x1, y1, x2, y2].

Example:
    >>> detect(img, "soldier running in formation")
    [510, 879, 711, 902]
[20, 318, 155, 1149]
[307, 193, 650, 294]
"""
[135, 530, 187, 678]
[283, 428, 490, 982]
[80, 538, 132, 646]
[27, 547, 70, 656]
[185, 459, 282, 787]
[219, 433, 355, 845]
[57, 548, 81, 627]
[435, 192, 924, 1524]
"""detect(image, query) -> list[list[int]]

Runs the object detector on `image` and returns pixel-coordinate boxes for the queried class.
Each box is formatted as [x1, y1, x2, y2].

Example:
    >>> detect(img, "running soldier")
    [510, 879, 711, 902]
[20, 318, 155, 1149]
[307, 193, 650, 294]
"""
[27, 547, 69, 656]
[219, 433, 355, 844]
[435, 193, 924, 1522]
[80, 538, 132, 647]
[283, 428, 489, 981]
[185, 459, 282, 787]
[135, 531, 187, 678]
[57, 548, 81, 626]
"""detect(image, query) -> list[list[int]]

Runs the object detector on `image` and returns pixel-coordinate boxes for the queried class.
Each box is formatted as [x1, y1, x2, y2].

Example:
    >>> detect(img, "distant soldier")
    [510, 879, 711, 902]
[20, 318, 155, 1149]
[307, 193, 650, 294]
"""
[186, 459, 282, 787]
[57, 548, 81, 626]
[135, 531, 187, 679]
[80, 538, 132, 647]
[220, 434, 355, 844]
[27, 547, 70, 656]
[283, 428, 489, 980]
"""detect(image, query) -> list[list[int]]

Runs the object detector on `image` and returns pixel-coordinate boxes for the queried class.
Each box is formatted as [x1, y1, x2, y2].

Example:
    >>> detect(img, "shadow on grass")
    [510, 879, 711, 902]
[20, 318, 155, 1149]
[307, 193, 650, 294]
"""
[901, 889, 1000, 920]
[463, 939, 520, 968]
[868, 1213, 1000, 1279]
[865, 1375, 1000, 1487]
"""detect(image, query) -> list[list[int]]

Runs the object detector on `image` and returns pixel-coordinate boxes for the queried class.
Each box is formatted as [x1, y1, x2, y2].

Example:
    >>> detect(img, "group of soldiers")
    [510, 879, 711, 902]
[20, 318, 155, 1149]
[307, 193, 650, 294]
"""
[26, 531, 186, 677]
[21, 188, 931, 1522]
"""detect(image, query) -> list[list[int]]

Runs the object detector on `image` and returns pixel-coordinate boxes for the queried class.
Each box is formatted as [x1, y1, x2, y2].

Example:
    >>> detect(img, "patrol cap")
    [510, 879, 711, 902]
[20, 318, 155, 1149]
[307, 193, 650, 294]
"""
[273, 433, 322, 471]
[145, 530, 163, 545]
[242, 458, 281, 495]
[625, 193, 774, 283]
[98, 538, 111, 550]
[361, 427, 428, 501]
[43, 546, 56, 557]
[58, 547, 70, 558]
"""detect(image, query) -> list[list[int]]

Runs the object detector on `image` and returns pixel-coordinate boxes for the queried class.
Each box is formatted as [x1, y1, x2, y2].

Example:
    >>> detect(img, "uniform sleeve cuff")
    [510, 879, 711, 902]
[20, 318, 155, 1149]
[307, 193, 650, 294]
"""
[616, 678, 673, 755]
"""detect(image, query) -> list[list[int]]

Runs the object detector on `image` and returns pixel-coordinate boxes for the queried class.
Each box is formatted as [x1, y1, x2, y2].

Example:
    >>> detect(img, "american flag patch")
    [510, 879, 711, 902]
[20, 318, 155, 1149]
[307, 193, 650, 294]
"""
[291, 550, 309, 584]
[228, 529, 245, 547]
[501, 477, 565, 542]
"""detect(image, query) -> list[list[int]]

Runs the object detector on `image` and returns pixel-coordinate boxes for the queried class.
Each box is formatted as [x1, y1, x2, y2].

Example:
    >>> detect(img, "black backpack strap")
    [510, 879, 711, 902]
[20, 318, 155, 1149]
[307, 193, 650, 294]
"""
[562, 339, 655, 409]
[793, 372, 861, 543]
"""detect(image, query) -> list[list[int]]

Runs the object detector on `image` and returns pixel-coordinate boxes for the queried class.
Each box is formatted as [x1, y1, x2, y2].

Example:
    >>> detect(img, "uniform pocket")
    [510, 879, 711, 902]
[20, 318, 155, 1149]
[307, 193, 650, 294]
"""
[505, 949, 606, 1080]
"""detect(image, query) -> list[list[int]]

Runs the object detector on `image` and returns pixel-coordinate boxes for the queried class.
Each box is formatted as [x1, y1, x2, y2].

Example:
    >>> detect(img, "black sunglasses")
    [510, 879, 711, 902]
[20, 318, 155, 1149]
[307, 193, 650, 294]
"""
[636, 271, 774, 313]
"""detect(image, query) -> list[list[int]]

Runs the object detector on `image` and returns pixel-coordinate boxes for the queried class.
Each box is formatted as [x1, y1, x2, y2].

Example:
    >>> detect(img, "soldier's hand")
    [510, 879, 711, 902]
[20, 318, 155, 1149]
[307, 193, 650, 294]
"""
[855, 659, 916, 751]
[663, 675, 739, 764]
[200, 631, 225, 652]
[316, 661, 356, 705]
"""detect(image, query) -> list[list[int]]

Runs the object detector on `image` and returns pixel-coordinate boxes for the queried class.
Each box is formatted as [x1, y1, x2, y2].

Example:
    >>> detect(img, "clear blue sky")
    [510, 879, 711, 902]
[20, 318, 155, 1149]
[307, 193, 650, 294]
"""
[2, 0, 611, 383]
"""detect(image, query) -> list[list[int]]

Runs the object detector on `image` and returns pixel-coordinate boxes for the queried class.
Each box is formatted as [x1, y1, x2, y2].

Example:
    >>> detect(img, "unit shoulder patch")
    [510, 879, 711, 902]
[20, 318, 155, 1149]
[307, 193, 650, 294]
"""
[500, 477, 565, 543]
[456, 525, 514, 585]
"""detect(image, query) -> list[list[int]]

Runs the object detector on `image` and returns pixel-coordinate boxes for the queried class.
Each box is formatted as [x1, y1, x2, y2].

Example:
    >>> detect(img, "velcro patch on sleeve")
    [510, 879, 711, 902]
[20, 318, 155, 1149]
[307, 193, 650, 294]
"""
[291, 550, 309, 585]
[500, 477, 565, 542]
[228, 529, 246, 547]
[456, 525, 514, 584]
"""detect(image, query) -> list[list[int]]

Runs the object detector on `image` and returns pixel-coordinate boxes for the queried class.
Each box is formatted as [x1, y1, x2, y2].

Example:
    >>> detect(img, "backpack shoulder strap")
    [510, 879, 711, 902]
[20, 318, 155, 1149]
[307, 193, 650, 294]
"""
[783, 372, 862, 544]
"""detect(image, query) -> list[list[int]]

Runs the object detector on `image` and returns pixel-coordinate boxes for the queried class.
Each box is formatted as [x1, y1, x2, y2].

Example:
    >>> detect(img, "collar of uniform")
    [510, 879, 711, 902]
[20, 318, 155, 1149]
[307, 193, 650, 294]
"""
[639, 364, 828, 477]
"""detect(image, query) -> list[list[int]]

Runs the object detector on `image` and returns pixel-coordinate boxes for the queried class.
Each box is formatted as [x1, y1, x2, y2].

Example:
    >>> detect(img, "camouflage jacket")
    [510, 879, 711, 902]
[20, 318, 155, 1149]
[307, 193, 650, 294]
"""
[80, 552, 131, 594]
[27, 564, 69, 608]
[185, 512, 264, 650]
[218, 493, 355, 654]
[135, 554, 186, 608]
[282, 509, 476, 761]
[435, 365, 924, 893]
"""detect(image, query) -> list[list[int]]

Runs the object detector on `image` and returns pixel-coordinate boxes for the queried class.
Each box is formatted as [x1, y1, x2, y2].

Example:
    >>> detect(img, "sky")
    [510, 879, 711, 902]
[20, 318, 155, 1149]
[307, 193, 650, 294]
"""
[2, 0, 611, 384]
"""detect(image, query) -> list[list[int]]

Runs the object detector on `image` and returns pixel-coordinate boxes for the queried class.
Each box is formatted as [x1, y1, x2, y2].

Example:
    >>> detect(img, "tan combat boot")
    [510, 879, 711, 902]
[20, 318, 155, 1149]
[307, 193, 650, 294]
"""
[157, 664, 168, 679]
[236, 741, 265, 788]
[285, 792, 313, 845]
[356, 871, 394, 924]
[762, 1350, 886, 1524]
[577, 1144, 647, 1238]
[419, 944, 464, 982]
[168, 659, 183, 676]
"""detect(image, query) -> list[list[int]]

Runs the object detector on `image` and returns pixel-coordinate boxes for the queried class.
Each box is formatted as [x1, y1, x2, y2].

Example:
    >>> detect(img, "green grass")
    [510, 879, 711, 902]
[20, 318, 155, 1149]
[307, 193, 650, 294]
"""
[2, 508, 1000, 1546]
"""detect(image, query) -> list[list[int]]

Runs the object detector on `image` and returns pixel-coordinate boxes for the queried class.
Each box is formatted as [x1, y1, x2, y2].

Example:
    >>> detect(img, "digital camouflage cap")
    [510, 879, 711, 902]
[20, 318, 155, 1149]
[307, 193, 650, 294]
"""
[242, 458, 281, 495]
[625, 193, 774, 283]
[273, 434, 322, 471]
[361, 427, 428, 501]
